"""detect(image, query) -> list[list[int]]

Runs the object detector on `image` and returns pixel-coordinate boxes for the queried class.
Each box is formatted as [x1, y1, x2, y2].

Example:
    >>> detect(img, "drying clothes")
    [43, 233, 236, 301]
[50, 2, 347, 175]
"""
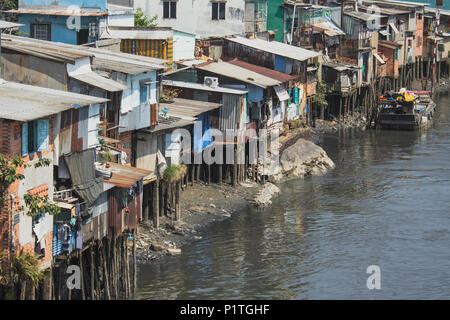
[33, 218, 46, 243]
[120, 151, 127, 165]
[247, 85, 264, 103]
[156, 150, 167, 179]
[63, 149, 104, 214]
[75, 230, 83, 250]
[250, 103, 261, 121]
[56, 224, 71, 243]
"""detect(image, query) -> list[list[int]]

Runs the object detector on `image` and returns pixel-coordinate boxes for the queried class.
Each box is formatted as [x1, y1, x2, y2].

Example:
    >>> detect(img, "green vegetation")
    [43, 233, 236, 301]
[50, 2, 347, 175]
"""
[134, 8, 158, 28]
[163, 164, 187, 183]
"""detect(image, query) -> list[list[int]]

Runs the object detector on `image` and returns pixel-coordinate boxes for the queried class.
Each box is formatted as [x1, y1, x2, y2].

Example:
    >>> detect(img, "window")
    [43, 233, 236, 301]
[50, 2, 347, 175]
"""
[31, 23, 51, 41]
[22, 119, 49, 156]
[212, 2, 226, 20]
[163, 1, 177, 19]
[140, 84, 149, 104]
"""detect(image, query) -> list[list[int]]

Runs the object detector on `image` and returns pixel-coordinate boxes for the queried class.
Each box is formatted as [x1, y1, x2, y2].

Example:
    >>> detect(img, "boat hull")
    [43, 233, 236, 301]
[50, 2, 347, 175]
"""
[378, 102, 436, 130]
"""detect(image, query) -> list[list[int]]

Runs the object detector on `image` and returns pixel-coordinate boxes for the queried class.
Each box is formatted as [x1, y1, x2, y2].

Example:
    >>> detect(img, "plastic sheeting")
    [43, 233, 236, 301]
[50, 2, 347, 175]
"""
[64, 149, 104, 213]
[194, 112, 213, 154]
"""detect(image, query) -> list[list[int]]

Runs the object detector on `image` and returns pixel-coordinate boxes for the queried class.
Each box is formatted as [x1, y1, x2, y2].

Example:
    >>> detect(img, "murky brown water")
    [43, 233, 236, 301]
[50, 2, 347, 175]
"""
[135, 95, 450, 299]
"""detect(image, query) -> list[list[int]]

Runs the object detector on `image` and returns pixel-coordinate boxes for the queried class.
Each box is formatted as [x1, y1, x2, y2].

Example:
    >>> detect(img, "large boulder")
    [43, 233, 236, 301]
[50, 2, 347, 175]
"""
[278, 138, 335, 179]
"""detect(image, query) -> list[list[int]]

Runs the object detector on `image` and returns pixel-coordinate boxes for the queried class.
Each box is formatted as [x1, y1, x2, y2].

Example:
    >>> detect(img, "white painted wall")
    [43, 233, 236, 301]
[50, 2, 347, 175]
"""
[119, 71, 158, 132]
[134, 0, 246, 38]
[173, 30, 196, 61]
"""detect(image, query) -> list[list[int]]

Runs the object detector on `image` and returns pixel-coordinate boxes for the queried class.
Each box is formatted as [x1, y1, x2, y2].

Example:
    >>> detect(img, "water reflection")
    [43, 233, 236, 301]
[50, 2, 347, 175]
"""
[135, 95, 450, 300]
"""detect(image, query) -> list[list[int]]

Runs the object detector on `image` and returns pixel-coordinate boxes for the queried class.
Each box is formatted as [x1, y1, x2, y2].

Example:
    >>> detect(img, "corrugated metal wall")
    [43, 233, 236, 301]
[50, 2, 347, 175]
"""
[120, 37, 174, 70]
[220, 93, 241, 131]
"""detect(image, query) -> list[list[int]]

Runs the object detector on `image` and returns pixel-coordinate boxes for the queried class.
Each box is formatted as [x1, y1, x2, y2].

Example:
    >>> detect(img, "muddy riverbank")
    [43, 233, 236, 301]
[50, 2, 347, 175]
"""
[134, 118, 348, 264]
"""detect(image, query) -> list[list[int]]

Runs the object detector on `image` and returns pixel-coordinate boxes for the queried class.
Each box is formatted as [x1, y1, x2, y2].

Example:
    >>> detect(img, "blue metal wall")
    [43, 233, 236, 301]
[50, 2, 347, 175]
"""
[18, 14, 99, 44]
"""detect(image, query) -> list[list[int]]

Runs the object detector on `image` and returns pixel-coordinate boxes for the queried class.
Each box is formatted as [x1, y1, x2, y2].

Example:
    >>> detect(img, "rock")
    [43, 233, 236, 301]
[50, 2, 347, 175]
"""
[150, 243, 165, 252]
[278, 138, 335, 179]
[167, 248, 181, 255]
[193, 236, 202, 240]
[254, 182, 281, 207]
[189, 206, 207, 212]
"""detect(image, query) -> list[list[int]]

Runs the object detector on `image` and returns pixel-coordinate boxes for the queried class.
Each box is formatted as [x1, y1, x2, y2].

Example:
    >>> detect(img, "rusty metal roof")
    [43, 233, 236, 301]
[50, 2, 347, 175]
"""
[226, 59, 298, 83]
[104, 163, 152, 188]
[0, 79, 108, 121]
[1, 34, 167, 70]
[196, 60, 282, 88]
[6, 8, 108, 17]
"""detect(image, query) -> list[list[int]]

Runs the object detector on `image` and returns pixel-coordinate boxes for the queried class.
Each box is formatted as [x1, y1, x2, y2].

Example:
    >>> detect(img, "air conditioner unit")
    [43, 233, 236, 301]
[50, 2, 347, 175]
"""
[204, 76, 219, 88]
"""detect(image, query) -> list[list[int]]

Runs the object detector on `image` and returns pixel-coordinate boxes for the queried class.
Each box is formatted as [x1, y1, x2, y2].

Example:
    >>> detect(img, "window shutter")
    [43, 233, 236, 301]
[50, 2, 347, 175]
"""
[212, 2, 218, 20]
[22, 123, 28, 156]
[219, 3, 225, 20]
[37, 119, 49, 152]
[163, 2, 170, 18]
[170, 1, 177, 19]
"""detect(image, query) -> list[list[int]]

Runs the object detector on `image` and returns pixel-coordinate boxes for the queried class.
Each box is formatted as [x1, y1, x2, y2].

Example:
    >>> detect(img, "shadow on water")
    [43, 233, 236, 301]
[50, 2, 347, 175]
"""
[135, 95, 450, 300]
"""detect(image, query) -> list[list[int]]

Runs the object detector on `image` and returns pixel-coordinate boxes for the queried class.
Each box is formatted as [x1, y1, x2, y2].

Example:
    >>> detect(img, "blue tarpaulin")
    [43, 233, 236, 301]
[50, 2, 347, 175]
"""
[247, 84, 263, 103]
[194, 112, 213, 153]
[274, 55, 286, 73]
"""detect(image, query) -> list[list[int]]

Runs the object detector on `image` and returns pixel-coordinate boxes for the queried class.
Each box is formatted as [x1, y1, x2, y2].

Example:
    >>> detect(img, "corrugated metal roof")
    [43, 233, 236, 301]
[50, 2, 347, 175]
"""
[227, 59, 299, 83]
[161, 98, 222, 119]
[104, 163, 151, 188]
[6, 8, 107, 16]
[145, 117, 195, 133]
[358, 4, 410, 15]
[226, 36, 320, 62]
[312, 19, 346, 37]
[425, 7, 450, 17]
[0, 79, 108, 122]
[0, 20, 23, 29]
[100, 28, 173, 40]
[344, 11, 386, 22]
[196, 61, 282, 88]
[70, 72, 129, 92]
[379, 40, 402, 48]
[162, 79, 248, 94]
[1, 34, 167, 71]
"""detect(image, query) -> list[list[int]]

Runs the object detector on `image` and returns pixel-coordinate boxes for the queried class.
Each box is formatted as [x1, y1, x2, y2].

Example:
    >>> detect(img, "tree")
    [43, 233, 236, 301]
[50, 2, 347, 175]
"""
[312, 80, 329, 120]
[134, 8, 158, 28]
[0, 155, 58, 299]
[0, 0, 18, 21]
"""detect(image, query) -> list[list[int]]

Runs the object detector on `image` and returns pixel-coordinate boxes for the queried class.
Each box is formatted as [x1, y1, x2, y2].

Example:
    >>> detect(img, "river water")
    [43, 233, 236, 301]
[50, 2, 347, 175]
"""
[135, 95, 450, 300]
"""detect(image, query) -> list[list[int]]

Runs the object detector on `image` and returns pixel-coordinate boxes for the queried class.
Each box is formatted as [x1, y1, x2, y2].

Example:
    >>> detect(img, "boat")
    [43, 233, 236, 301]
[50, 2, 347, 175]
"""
[377, 89, 436, 130]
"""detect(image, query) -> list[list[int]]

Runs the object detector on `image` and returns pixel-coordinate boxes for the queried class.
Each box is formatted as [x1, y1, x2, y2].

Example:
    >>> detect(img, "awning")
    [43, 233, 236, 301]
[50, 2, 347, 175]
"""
[379, 29, 390, 37]
[0, 79, 108, 121]
[196, 61, 281, 89]
[67, 56, 129, 92]
[274, 85, 290, 101]
[104, 163, 152, 188]
[374, 53, 386, 65]
[70, 72, 129, 92]
[0, 20, 23, 29]
[161, 98, 222, 119]
[389, 23, 399, 35]
[162, 79, 248, 95]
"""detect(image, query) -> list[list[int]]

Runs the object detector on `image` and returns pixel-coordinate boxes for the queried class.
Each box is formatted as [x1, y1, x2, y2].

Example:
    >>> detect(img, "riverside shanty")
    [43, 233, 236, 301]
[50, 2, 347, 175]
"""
[1, 0, 449, 300]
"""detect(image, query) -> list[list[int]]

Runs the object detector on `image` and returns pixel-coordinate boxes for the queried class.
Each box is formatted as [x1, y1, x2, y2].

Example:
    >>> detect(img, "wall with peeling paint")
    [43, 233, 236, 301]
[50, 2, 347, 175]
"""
[135, 0, 246, 38]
